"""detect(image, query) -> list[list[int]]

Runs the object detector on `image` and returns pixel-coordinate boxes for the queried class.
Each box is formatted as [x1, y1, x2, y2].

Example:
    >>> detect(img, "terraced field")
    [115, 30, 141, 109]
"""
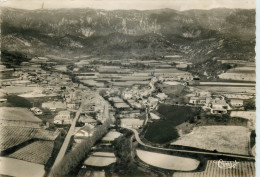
[8, 140, 54, 165]
[173, 160, 255, 177]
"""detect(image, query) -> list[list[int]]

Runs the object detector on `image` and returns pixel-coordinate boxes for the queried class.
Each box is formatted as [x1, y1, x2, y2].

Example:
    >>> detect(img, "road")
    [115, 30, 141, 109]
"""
[127, 127, 255, 160]
[51, 99, 84, 169]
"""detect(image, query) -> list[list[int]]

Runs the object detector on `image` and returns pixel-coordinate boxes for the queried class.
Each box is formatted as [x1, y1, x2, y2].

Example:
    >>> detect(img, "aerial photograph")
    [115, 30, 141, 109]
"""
[0, 0, 256, 177]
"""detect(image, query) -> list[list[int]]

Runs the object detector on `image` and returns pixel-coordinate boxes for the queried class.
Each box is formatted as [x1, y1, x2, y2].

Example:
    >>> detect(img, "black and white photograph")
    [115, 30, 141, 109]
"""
[0, 0, 257, 177]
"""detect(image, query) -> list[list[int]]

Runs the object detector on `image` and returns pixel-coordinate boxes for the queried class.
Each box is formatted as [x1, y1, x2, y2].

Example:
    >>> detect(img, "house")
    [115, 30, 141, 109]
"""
[74, 124, 95, 143]
[66, 102, 80, 110]
[210, 99, 229, 114]
[78, 115, 98, 126]
[148, 97, 159, 109]
[176, 63, 188, 69]
[54, 111, 72, 124]
[120, 119, 144, 128]
[156, 93, 168, 101]
[230, 99, 243, 107]
[189, 97, 207, 105]
[42, 101, 66, 111]
[114, 102, 130, 110]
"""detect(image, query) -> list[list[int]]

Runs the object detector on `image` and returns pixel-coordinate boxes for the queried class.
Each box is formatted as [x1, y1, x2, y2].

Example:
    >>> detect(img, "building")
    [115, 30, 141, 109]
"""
[120, 119, 144, 128]
[54, 111, 72, 124]
[114, 102, 131, 110]
[74, 124, 95, 143]
[210, 99, 229, 114]
[230, 99, 244, 107]
[189, 97, 207, 105]
[176, 63, 188, 69]
[42, 101, 66, 111]
[66, 102, 80, 110]
[78, 115, 98, 126]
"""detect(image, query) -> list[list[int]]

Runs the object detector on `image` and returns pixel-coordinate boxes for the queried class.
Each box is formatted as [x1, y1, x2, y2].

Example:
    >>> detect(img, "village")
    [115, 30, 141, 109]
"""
[0, 53, 256, 177]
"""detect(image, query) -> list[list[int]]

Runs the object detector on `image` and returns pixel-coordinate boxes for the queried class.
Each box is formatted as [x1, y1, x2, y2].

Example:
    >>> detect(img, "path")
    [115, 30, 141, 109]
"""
[51, 98, 84, 169]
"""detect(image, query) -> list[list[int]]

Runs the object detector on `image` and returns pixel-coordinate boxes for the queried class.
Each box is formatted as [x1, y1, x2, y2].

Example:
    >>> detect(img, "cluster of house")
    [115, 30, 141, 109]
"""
[100, 76, 169, 129]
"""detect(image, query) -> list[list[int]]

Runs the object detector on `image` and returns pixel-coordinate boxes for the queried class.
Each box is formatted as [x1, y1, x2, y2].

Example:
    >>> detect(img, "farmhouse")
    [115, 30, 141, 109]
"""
[230, 99, 243, 107]
[74, 124, 95, 143]
[42, 101, 66, 111]
[210, 99, 229, 114]
[120, 119, 144, 128]
[54, 111, 72, 124]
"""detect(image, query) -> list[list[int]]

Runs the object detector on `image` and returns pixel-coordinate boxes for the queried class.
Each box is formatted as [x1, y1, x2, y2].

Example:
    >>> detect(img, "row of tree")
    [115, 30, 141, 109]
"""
[50, 117, 113, 177]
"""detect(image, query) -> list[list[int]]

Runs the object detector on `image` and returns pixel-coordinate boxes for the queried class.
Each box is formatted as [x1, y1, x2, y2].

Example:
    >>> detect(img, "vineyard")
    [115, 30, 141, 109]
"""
[8, 140, 54, 165]
[0, 126, 60, 151]
[173, 160, 255, 177]
[0, 126, 36, 151]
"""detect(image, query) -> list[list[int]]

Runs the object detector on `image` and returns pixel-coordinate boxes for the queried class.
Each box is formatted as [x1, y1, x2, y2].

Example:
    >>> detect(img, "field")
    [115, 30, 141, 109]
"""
[173, 160, 255, 177]
[0, 86, 35, 94]
[0, 157, 45, 177]
[0, 107, 42, 122]
[196, 86, 255, 94]
[171, 126, 251, 155]
[0, 126, 36, 151]
[0, 126, 59, 151]
[218, 73, 255, 82]
[83, 152, 116, 167]
[0, 95, 32, 108]
[8, 140, 54, 165]
[136, 149, 200, 171]
[144, 105, 200, 144]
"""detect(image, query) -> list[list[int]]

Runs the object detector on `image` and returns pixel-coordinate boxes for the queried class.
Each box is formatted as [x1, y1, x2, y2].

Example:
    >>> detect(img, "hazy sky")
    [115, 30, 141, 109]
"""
[1, 0, 256, 10]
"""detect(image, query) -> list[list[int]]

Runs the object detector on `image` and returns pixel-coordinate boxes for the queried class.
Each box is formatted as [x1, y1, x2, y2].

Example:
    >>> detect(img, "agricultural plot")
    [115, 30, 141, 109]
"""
[0, 157, 45, 177]
[218, 73, 255, 82]
[171, 126, 251, 155]
[8, 140, 54, 165]
[0, 126, 59, 151]
[0, 126, 36, 151]
[83, 152, 116, 167]
[136, 149, 200, 171]
[173, 160, 255, 177]
[196, 86, 255, 94]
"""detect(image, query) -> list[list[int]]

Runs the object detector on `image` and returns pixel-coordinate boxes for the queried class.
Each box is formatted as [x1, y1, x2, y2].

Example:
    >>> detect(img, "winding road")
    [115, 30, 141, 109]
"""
[127, 127, 255, 160]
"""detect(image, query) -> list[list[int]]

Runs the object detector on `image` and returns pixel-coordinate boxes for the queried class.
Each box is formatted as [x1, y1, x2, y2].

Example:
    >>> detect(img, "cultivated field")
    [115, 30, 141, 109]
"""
[173, 160, 255, 177]
[83, 152, 116, 167]
[196, 86, 255, 94]
[171, 126, 251, 155]
[0, 126, 36, 151]
[136, 149, 200, 171]
[0, 157, 45, 177]
[8, 140, 54, 165]
[0, 126, 59, 151]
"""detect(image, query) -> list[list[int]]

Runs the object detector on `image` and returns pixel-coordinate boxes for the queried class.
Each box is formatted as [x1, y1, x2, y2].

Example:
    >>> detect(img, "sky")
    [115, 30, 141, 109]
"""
[0, 0, 256, 11]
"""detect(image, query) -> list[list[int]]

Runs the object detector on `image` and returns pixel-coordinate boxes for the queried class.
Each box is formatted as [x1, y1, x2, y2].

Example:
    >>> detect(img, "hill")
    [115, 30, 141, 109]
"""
[1, 7, 255, 65]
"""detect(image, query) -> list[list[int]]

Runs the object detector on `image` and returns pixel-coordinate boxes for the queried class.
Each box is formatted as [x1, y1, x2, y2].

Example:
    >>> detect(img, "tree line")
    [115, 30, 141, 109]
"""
[50, 117, 113, 177]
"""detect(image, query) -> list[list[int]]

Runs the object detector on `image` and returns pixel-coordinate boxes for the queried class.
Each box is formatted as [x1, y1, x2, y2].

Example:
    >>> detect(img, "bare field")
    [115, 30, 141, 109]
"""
[171, 126, 251, 155]
[173, 160, 255, 177]
[136, 149, 200, 171]
[196, 86, 255, 94]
